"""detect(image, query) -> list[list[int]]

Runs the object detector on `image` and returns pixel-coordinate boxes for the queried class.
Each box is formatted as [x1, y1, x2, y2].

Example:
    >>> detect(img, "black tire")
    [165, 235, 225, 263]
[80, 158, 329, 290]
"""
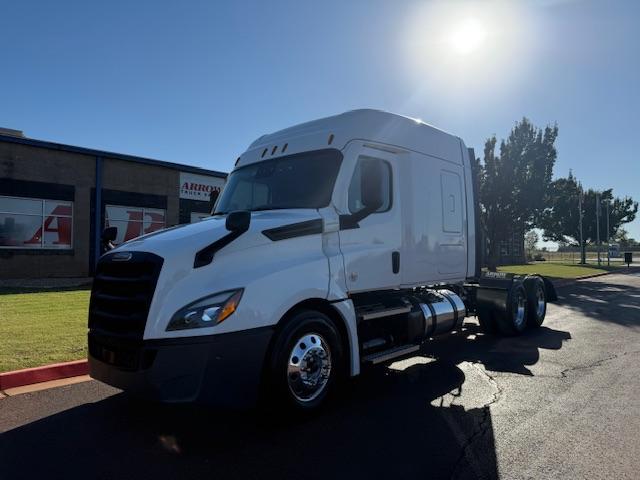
[524, 276, 547, 328]
[265, 309, 344, 412]
[477, 308, 498, 334]
[495, 284, 528, 336]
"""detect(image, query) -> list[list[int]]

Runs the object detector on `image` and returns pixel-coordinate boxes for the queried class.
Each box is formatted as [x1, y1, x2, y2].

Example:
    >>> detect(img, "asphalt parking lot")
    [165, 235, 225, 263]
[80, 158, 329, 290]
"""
[1, 272, 639, 480]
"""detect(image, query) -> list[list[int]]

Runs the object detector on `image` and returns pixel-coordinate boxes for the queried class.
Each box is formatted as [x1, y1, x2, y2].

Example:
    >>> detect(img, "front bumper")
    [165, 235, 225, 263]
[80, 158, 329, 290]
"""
[88, 327, 273, 408]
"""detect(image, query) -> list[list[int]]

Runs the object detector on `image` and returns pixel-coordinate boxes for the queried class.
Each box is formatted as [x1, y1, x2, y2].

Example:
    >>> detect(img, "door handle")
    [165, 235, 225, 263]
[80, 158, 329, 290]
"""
[392, 251, 400, 274]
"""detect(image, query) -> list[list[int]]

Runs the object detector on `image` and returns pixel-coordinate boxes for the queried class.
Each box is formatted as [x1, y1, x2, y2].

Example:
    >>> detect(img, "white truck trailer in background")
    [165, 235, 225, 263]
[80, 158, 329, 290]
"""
[89, 109, 556, 411]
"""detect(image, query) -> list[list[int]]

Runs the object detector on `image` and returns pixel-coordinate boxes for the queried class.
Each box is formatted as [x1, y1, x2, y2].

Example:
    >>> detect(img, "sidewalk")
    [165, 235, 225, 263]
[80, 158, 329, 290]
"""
[553, 264, 640, 287]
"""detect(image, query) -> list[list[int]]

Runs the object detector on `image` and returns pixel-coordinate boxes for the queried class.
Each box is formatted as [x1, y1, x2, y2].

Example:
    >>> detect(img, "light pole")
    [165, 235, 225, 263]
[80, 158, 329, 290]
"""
[578, 184, 584, 264]
[596, 192, 601, 266]
[606, 200, 610, 266]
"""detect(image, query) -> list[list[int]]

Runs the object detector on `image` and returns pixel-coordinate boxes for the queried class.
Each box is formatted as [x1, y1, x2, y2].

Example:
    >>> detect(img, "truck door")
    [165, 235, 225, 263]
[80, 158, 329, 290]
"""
[402, 154, 467, 285]
[438, 169, 466, 275]
[338, 147, 402, 293]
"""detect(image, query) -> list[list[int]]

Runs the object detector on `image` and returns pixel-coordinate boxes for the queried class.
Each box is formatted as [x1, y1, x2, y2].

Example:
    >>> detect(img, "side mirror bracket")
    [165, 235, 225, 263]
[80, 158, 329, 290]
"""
[339, 159, 385, 229]
[194, 210, 251, 268]
[101, 226, 118, 252]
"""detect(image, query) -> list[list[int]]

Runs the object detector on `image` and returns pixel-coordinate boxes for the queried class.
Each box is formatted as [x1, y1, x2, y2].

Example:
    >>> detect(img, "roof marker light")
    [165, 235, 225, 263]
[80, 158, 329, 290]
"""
[328, 134, 334, 145]
[271, 146, 278, 155]
[261, 148, 268, 158]
[282, 143, 288, 153]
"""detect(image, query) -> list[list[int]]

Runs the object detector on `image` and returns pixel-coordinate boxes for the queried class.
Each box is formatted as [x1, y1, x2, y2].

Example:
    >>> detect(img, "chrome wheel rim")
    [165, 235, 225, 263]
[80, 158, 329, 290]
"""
[536, 285, 546, 318]
[513, 291, 526, 329]
[287, 333, 332, 403]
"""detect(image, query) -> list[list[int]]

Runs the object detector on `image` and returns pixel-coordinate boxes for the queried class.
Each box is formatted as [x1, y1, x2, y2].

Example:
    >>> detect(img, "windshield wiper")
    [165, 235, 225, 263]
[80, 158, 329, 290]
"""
[250, 206, 294, 212]
[215, 206, 299, 215]
[214, 206, 288, 215]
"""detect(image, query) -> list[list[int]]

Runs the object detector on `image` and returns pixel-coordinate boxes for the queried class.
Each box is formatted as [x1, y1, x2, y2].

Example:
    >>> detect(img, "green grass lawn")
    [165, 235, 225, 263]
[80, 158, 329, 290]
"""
[0, 290, 90, 372]
[497, 262, 620, 279]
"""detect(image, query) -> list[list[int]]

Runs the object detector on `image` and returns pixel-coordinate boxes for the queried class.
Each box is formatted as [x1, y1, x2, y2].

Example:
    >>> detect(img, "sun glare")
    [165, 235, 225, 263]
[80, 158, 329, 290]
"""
[400, 1, 532, 103]
[449, 18, 487, 55]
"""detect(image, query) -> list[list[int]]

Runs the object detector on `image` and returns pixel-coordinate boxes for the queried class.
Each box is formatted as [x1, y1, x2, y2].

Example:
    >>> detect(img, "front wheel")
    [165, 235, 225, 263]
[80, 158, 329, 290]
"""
[265, 310, 343, 412]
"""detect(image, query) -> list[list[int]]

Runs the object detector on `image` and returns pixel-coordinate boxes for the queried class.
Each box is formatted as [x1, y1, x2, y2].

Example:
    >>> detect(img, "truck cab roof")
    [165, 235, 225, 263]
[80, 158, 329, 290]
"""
[238, 109, 466, 168]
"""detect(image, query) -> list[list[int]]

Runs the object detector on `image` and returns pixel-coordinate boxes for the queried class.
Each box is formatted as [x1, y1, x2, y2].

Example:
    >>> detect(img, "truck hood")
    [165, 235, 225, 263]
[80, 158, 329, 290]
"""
[111, 209, 322, 260]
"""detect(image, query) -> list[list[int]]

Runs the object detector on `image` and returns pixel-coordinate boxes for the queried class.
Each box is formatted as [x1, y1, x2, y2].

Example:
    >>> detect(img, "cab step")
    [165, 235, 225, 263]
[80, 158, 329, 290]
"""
[362, 344, 420, 365]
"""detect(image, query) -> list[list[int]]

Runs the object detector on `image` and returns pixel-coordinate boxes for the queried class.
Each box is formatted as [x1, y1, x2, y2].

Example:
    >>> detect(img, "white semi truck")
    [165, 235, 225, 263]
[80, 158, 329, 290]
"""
[89, 109, 556, 411]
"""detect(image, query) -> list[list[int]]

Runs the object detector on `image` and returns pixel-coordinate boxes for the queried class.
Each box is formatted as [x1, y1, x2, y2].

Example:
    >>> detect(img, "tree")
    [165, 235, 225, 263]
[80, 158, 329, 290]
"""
[540, 173, 638, 262]
[613, 228, 629, 245]
[477, 118, 559, 269]
[613, 229, 639, 247]
[524, 230, 539, 259]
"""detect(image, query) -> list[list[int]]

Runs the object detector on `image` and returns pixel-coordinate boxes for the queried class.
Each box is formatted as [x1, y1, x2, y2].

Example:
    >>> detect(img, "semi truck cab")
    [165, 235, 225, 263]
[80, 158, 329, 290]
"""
[89, 110, 555, 411]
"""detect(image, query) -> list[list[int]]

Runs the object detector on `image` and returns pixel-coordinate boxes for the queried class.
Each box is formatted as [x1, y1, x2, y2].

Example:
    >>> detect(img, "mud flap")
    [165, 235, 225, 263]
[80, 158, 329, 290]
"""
[476, 272, 521, 317]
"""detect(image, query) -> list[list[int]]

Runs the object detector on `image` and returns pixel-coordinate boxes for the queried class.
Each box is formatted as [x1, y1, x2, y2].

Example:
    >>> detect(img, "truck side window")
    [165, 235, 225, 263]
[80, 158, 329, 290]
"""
[348, 157, 392, 214]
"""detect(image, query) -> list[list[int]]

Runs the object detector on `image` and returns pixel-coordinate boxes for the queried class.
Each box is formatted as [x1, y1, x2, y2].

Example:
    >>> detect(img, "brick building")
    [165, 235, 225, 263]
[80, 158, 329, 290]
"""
[0, 129, 226, 279]
[498, 225, 526, 265]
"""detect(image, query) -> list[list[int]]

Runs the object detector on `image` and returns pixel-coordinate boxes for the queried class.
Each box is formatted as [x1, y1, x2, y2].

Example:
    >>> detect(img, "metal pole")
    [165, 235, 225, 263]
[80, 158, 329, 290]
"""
[606, 200, 610, 266]
[94, 156, 103, 270]
[579, 186, 584, 264]
[596, 192, 601, 266]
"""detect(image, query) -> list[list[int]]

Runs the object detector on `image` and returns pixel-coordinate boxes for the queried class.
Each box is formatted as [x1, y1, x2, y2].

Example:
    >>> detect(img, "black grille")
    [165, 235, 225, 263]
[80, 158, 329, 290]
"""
[88, 333, 157, 371]
[89, 251, 164, 338]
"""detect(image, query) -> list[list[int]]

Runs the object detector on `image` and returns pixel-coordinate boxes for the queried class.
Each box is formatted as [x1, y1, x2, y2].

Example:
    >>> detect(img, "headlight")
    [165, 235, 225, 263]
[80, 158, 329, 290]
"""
[166, 289, 243, 331]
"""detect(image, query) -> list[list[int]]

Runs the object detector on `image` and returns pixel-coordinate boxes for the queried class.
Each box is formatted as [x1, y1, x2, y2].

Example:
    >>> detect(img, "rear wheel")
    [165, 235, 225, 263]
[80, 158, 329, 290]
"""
[266, 310, 343, 412]
[525, 277, 547, 328]
[495, 284, 528, 336]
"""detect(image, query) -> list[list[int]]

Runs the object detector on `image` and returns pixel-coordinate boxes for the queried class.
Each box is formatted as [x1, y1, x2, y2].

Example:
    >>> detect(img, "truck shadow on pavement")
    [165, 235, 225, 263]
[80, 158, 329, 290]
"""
[0, 324, 571, 480]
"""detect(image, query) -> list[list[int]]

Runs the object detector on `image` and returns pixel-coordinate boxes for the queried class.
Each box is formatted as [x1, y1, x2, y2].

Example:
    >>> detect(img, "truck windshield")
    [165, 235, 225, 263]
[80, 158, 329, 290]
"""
[214, 149, 343, 214]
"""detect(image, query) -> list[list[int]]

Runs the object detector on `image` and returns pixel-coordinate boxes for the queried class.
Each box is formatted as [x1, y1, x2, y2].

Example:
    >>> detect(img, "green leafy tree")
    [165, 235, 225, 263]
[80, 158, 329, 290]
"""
[613, 228, 629, 244]
[524, 230, 539, 259]
[613, 229, 639, 247]
[478, 118, 559, 269]
[540, 173, 638, 262]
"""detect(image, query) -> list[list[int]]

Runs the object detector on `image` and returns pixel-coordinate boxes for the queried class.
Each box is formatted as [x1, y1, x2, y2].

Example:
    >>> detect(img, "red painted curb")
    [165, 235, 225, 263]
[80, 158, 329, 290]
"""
[0, 359, 88, 390]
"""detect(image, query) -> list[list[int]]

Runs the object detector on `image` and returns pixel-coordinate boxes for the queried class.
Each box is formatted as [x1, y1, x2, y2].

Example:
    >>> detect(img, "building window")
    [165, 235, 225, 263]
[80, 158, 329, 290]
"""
[105, 205, 166, 245]
[0, 195, 73, 249]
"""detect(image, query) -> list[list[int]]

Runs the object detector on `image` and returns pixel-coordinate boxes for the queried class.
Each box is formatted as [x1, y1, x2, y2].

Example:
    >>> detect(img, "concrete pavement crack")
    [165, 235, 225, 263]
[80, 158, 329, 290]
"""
[559, 354, 618, 377]
[447, 350, 640, 477]
[559, 349, 640, 378]
[449, 363, 503, 480]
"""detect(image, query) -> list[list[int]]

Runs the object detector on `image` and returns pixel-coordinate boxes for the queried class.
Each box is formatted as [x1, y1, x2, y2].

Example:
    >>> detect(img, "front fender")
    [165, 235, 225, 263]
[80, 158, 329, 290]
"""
[144, 234, 331, 339]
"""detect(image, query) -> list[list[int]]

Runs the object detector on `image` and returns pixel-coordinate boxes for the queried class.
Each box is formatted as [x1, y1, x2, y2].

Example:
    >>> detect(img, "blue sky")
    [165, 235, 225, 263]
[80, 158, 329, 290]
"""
[1, 0, 639, 243]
